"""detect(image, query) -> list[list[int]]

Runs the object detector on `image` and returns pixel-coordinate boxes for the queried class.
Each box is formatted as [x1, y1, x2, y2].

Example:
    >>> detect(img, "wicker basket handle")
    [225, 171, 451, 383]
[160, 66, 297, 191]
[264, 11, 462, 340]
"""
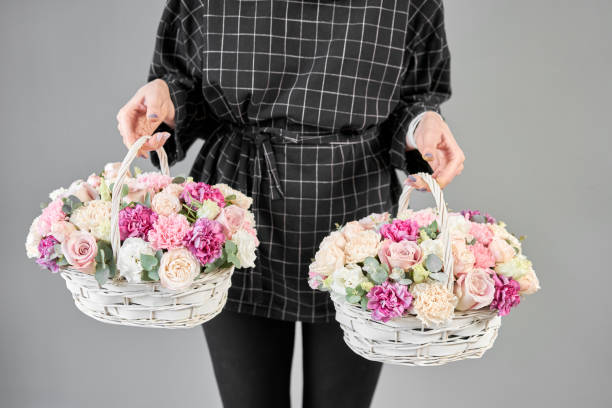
[109, 136, 169, 260]
[397, 173, 454, 292]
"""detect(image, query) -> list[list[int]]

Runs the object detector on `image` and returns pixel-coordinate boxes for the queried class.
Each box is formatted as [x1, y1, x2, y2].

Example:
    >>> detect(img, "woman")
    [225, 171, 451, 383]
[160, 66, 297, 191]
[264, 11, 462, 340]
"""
[117, 1, 464, 407]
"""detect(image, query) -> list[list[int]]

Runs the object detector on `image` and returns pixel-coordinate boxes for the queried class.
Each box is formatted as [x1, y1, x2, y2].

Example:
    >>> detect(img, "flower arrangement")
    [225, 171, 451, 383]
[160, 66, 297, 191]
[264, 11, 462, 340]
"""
[25, 163, 259, 290]
[308, 208, 539, 327]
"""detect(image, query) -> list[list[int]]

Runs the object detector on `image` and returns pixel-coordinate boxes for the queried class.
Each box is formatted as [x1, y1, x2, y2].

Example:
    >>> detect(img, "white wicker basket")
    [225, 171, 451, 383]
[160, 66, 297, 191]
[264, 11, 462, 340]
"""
[332, 173, 501, 366]
[59, 136, 234, 329]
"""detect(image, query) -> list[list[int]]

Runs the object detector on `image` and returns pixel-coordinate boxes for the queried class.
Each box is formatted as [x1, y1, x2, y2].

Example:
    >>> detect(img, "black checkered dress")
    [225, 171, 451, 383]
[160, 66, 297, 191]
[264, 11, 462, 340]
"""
[150, 0, 451, 322]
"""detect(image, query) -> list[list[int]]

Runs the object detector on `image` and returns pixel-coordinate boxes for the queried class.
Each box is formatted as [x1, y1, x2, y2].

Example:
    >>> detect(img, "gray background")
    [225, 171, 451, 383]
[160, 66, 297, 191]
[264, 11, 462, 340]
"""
[1, 1, 610, 407]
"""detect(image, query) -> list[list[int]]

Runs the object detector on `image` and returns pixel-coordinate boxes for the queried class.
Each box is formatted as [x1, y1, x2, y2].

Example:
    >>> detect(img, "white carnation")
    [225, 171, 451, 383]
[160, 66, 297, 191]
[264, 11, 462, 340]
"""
[25, 216, 42, 258]
[117, 237, 155, 283]
[420, 239, 445, 260]
[49, 187, 68, 201]
[70, 200, 111, 241]
[447, 214, 471, 239]
[231, 230, 258, 268]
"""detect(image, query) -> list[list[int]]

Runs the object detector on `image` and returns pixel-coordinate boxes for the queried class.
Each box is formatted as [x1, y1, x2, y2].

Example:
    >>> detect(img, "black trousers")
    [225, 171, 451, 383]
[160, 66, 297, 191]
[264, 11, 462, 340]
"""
[203, 309, 382, 408]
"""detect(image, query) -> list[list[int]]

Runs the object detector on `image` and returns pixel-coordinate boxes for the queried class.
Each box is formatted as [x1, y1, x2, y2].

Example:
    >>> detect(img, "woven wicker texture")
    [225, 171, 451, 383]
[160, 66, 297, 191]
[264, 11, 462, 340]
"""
[332, 173, 501, 365]
[59, 136, 234, 329]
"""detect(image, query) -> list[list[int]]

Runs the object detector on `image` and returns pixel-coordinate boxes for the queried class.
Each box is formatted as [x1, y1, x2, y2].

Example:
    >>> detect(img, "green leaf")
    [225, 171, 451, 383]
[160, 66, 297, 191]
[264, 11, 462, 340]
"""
[99, 178, 111, 201]
[346, 294, 361, 304]
[360, 297, 368, 310]
[121, 184, 129, 198]
[143, 192, 151, 208]
[425, 254, 443, 273]
[172, 176, 186, 184]
[133, 166, 142, 177]
[369, 265, 388, 285]
[224, 240, 238, 255]
[147, 269, 160, 281]
[141, 269, 154, 282]
[428, 272, 448, 283]
[62, 203, 72, 215]
[471, 214, 486, 224]
[95, 265, 109, 286]
[345, 287, 355, 296]
[155, 250, 164, 261]
[140, 254, 159, 271]
[467, 237, 476, 245]
[398, 278, 413, 285]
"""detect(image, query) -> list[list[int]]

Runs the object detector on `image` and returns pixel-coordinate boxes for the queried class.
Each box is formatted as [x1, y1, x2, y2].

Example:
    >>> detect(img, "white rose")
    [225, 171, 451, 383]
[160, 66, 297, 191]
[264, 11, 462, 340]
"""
[25, 216, 42, 258]
[447, 214, 471, 239]
[231, 229, 258, 268]
[330, 264, 366, 295]
[152, 192, 182, 216]
[117, 237, 155, 283]
[213, 183, 253, 209]
[309, 245, 345, 277]
[159, 248, 200, 291]
[420, 239, 445, 260]
[495, 254, 532, 280]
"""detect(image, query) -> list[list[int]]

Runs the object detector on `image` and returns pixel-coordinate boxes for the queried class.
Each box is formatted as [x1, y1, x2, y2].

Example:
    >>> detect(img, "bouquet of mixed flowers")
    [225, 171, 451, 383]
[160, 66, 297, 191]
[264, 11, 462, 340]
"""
[25, 162, 259, 290]
[308, 208, 539, 327]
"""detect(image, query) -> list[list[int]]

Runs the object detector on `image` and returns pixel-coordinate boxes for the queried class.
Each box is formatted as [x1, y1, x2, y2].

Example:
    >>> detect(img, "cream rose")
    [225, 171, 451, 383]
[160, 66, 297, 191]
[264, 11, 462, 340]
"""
[319, 230, 346, 251]
[70, 200, 112, 241]
[330, 264, 366, 295]
[452, 238, 475, 275]
[162, 183, 184, 198]
[87, 173, 101, 188]
[358, 212, 390, 230]
[231, 229, 258, 268]
[489, 237, 516, 263]
[159, 248, 200, 291]
[103, 162, 130, 182]
[25, 216, 42, 258]
[214, 183, 253, 209]
[341, 221, 365, 239]
[50, 221, 77, 242]
[488, 223, 521, 252]
[516, 267, 540, 295]
[454, 269, 495, 311]
[152, 192, 182, 216]
[61, 231, 97, 274]
[309, 245, 345, 277]
[117, 237, 155, 283]
[344, 230, 380, 264]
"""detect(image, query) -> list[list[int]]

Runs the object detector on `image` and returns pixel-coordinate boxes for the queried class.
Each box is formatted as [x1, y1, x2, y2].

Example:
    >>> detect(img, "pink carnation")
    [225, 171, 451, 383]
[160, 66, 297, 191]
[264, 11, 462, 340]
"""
[380, 219, 419, 242]
[38, 199, 67, 236]
[366, 281, 413, 322]
[118, 204, 158, 241]
[470, 222, 494, 246]
[137, 172, 173, 192]
[470, 242, 496, 269]
[181, 182, 226, 209]
[490, 274, 521, 316]
[183, 218, 226, 265]
[147, 214, 191, 250]
[411, 209, 437, 228]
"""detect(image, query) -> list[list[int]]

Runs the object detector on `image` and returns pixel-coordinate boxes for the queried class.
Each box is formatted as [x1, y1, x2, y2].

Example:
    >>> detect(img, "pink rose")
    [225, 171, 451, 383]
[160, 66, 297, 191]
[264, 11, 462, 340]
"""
[454, 269, 495, 311]
[470, 242, 496, 269]
[50, 221, 77, 242]
[216, 205, 248, 239]
[87, 173, 101, 189]
[124, 178, 150, 204]
[68, 180, 99, 203]
[378, 239, 422, 270]
[470, 222, 494, 246]
[103, 162, 129, 181]
[61, 231, 97, 274]
[452, 239, 475, 276]
[489, 237, 515, 264]
[358, 213, 390, 230]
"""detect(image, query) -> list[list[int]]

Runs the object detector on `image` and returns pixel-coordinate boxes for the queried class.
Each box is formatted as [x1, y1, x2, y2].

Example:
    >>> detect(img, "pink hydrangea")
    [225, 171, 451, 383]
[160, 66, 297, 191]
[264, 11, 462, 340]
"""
[38, 199, 67, 235]
[380, 219, 419, 242]
[470, 242, 496, 269]
[118, 204, 158, 241]
[181, 182, 226, 209]
[183, 218, 226, 265]
[137, 172, 173, 192]
[470, 222, 494, 246]
[147, 213, 191, 250]
[37, 235, 60, 273]
[366, 281, 413, 322]
[490, 274, 521, 316]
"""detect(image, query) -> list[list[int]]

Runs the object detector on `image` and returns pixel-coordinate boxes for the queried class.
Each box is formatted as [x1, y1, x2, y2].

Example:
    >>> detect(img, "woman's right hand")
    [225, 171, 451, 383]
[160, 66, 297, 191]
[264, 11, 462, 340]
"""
[116, 79, 176, 158]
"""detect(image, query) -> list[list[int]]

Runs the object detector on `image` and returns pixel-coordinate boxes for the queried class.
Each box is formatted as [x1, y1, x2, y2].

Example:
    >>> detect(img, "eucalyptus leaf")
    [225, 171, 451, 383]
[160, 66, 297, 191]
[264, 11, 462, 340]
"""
[360, 297, 368, 310]
[345, 287, 355, 296]
[95, 266, 109, 286]
[141, 270, 154, 282]
[425, 254, 443, 273]
[398, 278, 413, 285]
[147, 269, 160, 281]
[346, 294, 361, 304]
[428, 272, 448, 283]
[121, 184, 129, 198]
[369, 266, 388, 285]
[144, 192, 151, 208]
[471, 214, 486, 224]
[140, 254, 159, 271]
[172, 176, 186, 184]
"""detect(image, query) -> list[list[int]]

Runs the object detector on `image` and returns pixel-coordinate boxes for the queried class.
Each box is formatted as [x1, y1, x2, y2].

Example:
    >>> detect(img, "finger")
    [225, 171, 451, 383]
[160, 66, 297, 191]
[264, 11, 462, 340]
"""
[116, 106, 139, 149]
[406, 174, 429, 192]
[142, 131, 171, 152]
[435, 139, 465, 188]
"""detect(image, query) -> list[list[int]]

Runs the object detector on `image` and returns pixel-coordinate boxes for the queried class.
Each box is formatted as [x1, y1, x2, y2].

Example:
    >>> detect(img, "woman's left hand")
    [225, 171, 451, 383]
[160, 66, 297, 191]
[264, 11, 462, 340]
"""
[406, 111, 465, 190]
